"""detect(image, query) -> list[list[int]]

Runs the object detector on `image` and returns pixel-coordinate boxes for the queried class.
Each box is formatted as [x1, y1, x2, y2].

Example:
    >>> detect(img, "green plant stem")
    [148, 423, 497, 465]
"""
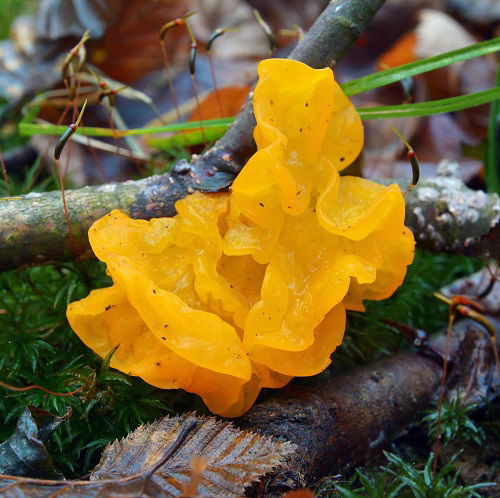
[358, 87, 500, 119]
[342, 37, 500, 96]
[20, 88, 500, 143]
[486, 65, 500, 193]
[148, 89, 500, 148]
[19, 118, 233, 138]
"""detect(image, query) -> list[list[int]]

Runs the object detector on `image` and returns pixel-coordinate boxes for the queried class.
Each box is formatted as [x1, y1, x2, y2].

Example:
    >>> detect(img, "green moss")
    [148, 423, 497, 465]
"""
[0, 239, 483, 477]
[326, 450, 494, 497]
[0, 260, 203, 477]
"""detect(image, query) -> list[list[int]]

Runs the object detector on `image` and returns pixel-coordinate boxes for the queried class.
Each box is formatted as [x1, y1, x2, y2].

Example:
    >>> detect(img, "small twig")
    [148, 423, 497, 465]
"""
[0, 147, 10, 197]
[0, 380, 85, 397]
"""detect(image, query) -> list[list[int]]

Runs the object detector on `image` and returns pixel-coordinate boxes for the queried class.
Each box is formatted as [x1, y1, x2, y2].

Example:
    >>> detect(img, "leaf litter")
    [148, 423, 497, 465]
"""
[0, 412, 296, 497]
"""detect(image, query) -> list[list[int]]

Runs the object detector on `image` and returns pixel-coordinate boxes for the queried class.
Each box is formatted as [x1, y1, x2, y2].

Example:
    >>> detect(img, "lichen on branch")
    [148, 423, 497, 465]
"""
[400, 161, 499, 258]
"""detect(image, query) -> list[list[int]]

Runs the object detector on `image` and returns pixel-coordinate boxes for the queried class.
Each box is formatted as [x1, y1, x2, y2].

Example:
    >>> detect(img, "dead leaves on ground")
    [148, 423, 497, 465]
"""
[0, 406, 71, 480]
[0, 412, 296, 497]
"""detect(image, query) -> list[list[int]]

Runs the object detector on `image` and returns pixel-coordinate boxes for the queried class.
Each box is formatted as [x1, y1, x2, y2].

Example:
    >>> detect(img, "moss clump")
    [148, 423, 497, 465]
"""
[0, 260, 205, 477]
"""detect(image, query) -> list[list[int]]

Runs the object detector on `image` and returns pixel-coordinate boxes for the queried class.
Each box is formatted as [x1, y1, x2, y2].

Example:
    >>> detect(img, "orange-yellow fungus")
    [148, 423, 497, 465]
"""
[67, 59, 414, 417]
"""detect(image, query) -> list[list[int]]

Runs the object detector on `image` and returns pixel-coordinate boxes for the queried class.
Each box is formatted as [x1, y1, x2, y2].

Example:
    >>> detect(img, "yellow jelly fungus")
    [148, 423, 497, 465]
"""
[67, 59, 414, 417]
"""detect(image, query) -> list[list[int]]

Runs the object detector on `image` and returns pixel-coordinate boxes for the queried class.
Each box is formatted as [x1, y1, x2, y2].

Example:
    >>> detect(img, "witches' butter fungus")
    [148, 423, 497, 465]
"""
[67, 59, 414, 417]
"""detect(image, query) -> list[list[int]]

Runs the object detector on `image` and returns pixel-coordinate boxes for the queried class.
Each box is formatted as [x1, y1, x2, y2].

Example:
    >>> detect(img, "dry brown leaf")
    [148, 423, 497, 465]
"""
[415, 9, 477, 59]
[35, 0, 120, 40]
[245, 0, 324, 40]
[0, 472, 170, 497]
[91, 412, 296, 496]
[0, 406, 72, 480]
[87, 0, 191, 83]
[189, 0, 325, 90]
[280, 489, 315, 498]
[181, 455, 208, 496]
[0, 413, 295, 497]
[441, 265, 499, 316]
[376, 31, 418, 69]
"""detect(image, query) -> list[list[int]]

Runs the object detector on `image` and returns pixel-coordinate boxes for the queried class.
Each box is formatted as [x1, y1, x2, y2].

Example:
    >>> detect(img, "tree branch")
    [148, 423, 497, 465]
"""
[0, 0, 386, 271]
[393, 161, 500, 259]
[238, 312, 500, 494]
[1, 167, 498, 270]
[238, 270, 499, 494]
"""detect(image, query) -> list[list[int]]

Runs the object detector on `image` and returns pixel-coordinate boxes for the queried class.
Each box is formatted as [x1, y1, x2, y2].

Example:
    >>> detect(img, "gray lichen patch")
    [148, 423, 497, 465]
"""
[402, 160, 499, 256]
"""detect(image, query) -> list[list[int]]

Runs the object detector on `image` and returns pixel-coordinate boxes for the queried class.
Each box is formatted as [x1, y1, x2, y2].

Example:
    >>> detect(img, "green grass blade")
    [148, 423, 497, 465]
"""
[19, 117, 234, 138]
[357, 87, 500, 119]
[342, 38, 500, 96]
[19, 86, 498, 146]
[486, 66, 500, 193]
[27, 87, 495, 145]
[146, 126, 229, 149]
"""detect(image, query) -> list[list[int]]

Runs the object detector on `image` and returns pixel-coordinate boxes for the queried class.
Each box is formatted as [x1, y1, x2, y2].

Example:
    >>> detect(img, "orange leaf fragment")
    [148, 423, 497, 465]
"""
[377, 31, 417, 70]
[188, 85, 250, 119]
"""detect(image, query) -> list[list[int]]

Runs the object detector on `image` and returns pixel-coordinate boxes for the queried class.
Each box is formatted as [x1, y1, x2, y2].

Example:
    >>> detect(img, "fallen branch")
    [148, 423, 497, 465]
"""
[0, 271, 496, 495]
[237, 315, 500, 495]
[1, 164, 497, 270]
[0, 0, 385, 271]
[240, 352, 441, 494]
[1, 320, 495, 497]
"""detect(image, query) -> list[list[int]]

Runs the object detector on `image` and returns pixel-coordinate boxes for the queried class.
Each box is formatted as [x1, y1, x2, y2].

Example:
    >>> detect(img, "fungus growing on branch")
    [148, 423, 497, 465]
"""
[67, 59, 414, 417]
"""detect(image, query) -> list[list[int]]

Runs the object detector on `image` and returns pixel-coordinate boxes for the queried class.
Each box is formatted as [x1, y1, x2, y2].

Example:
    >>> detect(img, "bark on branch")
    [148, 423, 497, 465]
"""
[1, 166, 497, 270]
[0, 0, 386, 271]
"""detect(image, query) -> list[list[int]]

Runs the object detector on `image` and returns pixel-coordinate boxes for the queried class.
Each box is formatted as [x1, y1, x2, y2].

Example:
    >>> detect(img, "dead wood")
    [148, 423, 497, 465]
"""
[237, 275, 500, 495]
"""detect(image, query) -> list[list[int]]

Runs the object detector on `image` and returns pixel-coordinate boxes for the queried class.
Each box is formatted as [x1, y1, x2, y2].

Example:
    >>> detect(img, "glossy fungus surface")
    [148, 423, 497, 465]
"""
[67, 59, 414, 416]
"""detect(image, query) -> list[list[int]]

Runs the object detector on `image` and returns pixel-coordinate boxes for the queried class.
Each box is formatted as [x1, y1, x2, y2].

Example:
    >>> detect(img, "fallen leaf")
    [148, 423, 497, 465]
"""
[190, 0, 269, 61]
[91, 412, 296, 496]
[441, 265, 499, 316]
[415, 9, 477, 59]
[376, 31, 418, 69]
[244, 0, 324, 42]
[188, 85, 250, 119]
[406, 113, 484, 177]
[87, 0, 191, 83]
[281, 489, 315, 497]
[439, 266, 499, 405]
[0, 413, 295, 497]
[35, 0, 119, 40]
[0, 0, 191, 103]
[0, 406, 71, 480]
[447, 0, 500, 24]
[181, 455, 207, 496]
